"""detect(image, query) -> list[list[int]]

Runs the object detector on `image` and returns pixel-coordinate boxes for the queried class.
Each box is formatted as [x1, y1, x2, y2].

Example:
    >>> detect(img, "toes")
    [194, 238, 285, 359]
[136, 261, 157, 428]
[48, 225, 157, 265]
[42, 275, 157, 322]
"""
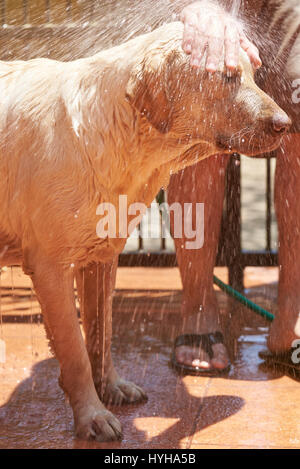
[102, 379, 148, 406]
[76, 410, 123, 442]
[175, 343, 230, 371]
[118, 380, 148, 403]
[191, 358, 211, 369]
[210, 357, 229, 369]
[211, 344, 230, 370]
[106, 389, 127, 406]
[175, 345, 211, 369]
[92, 412, 123, 442]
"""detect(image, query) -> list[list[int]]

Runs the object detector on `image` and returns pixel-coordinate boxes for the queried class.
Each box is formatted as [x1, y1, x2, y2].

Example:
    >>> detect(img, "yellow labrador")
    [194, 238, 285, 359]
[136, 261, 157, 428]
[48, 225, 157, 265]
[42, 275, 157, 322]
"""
[0, 22, 290, 441]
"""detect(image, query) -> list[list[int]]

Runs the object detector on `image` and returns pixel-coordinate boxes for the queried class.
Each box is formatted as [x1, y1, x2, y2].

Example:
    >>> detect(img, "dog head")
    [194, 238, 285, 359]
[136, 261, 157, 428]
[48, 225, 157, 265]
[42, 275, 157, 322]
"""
[126, 22, 291, 157]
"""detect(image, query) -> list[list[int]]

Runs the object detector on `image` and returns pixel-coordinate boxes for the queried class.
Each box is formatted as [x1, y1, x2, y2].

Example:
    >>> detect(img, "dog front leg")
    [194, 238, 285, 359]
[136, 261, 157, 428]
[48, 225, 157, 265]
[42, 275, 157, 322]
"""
[75, 259, 147, 406]
[28, 254, 122, 442]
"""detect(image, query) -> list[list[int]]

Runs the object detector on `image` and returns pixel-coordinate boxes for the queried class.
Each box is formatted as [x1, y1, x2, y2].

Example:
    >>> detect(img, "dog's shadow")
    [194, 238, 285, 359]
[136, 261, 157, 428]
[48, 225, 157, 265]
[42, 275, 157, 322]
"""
[0, 358, 244, 449]
[0, 313, 298, 449]
[1, 282, 298, 448]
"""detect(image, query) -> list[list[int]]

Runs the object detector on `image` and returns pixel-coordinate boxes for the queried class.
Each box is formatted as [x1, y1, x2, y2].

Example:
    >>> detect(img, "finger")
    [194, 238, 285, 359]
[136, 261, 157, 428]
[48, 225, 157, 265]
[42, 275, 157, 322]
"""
[206, 16, 225, 72]
[190, 26, 208, 68]
[224, 21, 240, 70]
[239, 33, 262, 69]
[181, 11, 198, 55]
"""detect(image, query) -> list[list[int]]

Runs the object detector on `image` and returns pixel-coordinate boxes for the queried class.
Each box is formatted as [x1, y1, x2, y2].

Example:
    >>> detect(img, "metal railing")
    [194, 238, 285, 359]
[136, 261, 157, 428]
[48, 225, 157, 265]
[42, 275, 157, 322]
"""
[119, 154, 278, 291]
[0, 1, 95, 25]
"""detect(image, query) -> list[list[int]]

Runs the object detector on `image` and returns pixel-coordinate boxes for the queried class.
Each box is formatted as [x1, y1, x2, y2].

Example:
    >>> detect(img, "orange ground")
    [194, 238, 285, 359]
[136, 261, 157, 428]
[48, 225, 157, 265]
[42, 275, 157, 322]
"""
[0, 266, 299, 449]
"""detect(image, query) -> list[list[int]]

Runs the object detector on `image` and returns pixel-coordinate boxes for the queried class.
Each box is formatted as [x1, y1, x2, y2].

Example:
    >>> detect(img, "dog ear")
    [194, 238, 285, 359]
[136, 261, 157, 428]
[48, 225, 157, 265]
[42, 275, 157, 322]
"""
[126, 53, 173, 134]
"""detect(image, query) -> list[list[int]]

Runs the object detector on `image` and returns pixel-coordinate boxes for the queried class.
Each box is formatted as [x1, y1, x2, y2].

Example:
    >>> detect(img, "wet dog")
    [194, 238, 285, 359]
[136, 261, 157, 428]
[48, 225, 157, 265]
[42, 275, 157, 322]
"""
[0, 22, 290, 441]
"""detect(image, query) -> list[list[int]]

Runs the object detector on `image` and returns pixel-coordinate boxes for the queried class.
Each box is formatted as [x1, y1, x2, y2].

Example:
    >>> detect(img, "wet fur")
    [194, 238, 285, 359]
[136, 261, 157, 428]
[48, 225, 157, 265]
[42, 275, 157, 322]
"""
[0, 22, 290, 441]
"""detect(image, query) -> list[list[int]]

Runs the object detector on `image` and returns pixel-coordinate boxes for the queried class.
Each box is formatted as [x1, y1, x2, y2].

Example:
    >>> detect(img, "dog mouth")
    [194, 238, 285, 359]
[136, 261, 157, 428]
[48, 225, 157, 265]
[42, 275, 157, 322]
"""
[216, 135, 236, 153]
[216, 132, 284, 156]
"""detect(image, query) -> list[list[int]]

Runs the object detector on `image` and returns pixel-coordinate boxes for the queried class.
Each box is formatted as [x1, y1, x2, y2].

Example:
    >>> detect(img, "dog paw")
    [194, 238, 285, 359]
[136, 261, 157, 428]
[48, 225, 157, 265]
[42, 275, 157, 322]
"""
[100, 378, 148, 406]
[75, 408, 122, 442]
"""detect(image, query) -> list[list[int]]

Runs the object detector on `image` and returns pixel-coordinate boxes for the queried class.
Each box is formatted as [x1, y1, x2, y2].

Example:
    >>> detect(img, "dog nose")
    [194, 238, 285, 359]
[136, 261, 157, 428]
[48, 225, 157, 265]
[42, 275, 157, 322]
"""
[272, 113, 291, 133]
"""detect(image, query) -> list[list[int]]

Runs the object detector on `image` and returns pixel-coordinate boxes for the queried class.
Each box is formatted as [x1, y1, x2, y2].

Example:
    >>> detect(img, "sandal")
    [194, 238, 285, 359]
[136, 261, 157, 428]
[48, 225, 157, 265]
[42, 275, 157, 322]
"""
[171, 332, 231, 376]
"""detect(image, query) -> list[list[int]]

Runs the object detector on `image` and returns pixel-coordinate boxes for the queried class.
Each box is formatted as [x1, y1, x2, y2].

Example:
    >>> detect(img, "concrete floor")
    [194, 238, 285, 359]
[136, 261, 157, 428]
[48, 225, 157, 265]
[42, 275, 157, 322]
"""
[0, 266, 299, 449]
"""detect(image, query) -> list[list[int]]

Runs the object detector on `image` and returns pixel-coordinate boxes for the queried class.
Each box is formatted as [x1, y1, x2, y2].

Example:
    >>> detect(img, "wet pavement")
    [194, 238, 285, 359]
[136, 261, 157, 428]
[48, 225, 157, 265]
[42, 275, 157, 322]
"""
[0, 266, 299, 449]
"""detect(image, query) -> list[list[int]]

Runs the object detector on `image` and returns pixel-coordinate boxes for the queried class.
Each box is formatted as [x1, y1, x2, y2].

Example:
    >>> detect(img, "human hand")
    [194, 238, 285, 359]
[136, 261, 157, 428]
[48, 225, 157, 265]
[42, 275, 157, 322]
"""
[180, 1, 262, 72]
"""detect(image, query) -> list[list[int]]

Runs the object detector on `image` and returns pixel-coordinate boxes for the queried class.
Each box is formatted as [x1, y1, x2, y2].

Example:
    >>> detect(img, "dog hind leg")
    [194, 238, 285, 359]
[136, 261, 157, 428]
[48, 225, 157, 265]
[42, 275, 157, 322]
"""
[75, 259, 147, 406]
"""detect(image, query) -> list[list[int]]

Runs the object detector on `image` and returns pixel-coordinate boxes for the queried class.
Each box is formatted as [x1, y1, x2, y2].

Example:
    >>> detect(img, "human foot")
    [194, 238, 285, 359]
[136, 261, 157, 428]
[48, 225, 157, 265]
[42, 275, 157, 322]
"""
[172, 332, 230, 374]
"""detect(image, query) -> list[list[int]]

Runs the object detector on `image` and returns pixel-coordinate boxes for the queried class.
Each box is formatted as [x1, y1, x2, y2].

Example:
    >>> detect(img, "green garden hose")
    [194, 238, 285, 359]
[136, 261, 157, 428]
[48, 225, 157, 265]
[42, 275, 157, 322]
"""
[213, 275, 275, 322]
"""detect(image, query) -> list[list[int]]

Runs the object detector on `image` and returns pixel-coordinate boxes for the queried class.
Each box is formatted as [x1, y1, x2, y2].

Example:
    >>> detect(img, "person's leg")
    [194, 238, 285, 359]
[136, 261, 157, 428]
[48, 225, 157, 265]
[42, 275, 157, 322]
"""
[269, 134, 300, 352]
[168, 154, 230, 370]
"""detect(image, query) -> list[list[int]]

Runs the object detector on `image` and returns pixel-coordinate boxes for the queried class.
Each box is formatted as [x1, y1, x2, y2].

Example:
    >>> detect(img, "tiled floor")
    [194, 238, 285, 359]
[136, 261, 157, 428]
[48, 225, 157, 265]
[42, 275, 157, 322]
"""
[0, 266, 299, 449]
